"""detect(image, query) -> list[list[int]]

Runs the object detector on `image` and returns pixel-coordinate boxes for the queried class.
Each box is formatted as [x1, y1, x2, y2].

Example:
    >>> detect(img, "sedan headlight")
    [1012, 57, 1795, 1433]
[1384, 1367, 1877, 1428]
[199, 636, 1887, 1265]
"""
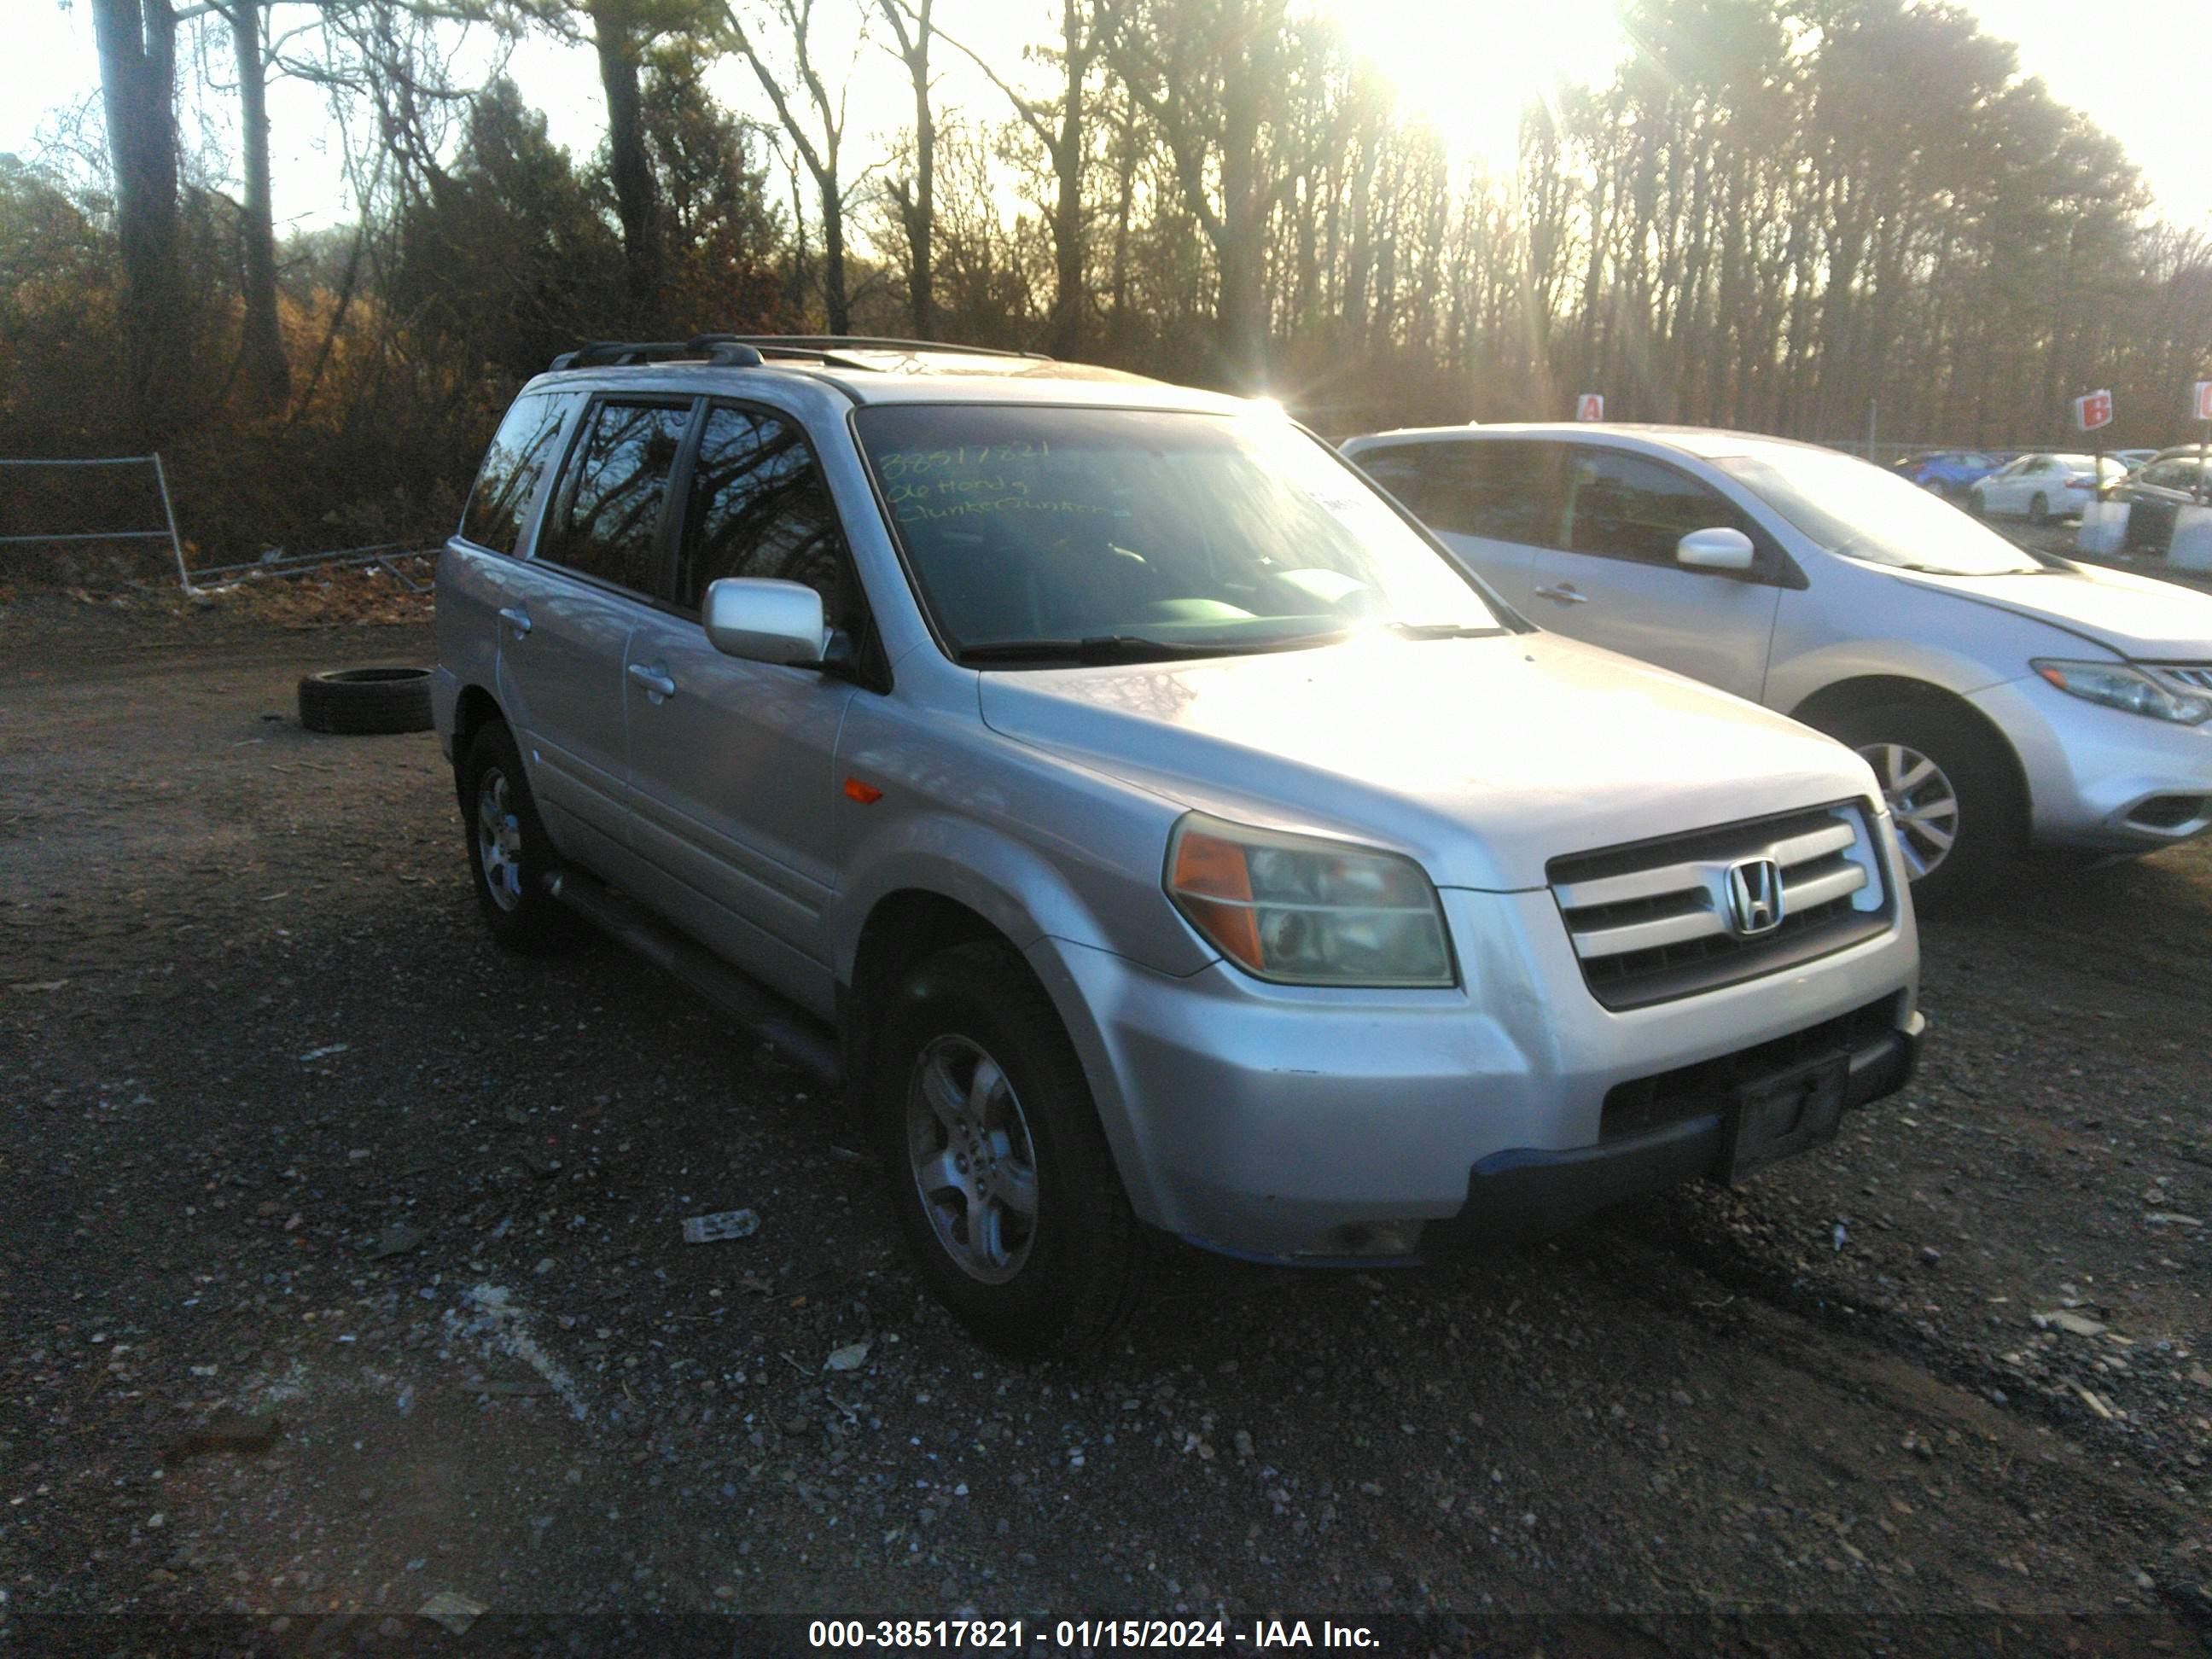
[2033, 660, 2212, 725]
[1166, 813, 1454, 987]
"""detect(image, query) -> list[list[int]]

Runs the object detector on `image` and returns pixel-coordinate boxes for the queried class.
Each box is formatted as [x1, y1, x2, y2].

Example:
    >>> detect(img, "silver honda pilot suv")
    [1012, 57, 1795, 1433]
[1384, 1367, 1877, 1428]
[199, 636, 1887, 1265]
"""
[433, 335, 1924, 1354]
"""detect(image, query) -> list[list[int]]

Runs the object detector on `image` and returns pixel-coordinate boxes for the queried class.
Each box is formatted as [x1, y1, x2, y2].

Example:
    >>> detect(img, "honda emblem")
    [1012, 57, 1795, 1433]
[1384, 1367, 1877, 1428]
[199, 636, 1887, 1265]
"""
[1725, 859, 1786, 936]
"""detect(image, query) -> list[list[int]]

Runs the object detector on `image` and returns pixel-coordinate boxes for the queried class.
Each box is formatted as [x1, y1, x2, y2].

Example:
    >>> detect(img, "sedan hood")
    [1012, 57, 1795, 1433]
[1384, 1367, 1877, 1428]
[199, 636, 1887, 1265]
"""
[1888, 562, 2212, 660]
[977, 633, 1876, 891]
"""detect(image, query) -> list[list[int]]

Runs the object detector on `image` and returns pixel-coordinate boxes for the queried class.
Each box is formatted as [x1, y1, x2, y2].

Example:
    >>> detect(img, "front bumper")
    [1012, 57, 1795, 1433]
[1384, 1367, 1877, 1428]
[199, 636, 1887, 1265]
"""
[1421, 1010, 1918, 1252]
[1028, 882, 1920, 1262]
[1970, 673, 2212, 852]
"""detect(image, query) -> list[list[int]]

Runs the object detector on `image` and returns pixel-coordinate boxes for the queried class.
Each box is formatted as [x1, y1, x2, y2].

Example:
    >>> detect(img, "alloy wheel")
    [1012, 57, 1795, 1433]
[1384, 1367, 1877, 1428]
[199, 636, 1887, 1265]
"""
[906, 1034, 1040, 1285]
[476, 767, 524, 912]
[1859, 742, 1959, 881]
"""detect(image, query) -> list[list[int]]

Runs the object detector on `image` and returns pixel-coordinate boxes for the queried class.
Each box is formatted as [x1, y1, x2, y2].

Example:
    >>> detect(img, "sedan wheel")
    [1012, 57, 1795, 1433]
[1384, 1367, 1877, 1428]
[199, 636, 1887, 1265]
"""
[477, 769, 526, 912]
[1858, 742, 1960, 881]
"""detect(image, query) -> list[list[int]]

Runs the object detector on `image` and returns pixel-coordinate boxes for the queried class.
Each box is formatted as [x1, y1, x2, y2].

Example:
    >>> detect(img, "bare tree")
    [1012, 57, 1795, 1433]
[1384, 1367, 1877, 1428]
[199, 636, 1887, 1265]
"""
[874, 0, 934, 336]
[1099, 0, 1296, 388]
[90, 0, 188, 441]
[937, 0, 1103, 358]
[720, 0, 864, 333]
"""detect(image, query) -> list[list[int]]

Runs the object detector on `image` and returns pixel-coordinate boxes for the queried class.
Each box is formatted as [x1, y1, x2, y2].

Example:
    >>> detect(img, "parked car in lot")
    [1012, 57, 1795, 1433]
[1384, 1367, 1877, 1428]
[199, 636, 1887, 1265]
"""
[1967, 452, 2127, 522]
[2108, 447, 2211, 552]
[1341, 422, 2212, 908]
[1888, 449, 2007, 498]
[435, 341, 1924, 1353]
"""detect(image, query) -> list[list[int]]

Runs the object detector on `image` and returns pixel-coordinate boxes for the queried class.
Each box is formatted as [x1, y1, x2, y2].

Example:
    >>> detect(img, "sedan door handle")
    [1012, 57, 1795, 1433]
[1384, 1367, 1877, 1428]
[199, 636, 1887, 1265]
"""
[627, 661, 677, 701]
[1532, 583, 1589, 606]
[498, 606, 532, 638]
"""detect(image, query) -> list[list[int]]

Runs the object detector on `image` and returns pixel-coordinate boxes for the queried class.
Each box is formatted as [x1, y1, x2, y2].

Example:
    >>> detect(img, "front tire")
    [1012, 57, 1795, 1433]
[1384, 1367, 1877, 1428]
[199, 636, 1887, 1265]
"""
[873, 941, 1144, 1356]
[1819, 701, 2023, 911]
[456, 719, 579, 952]
[2029, 492, 2050, 526]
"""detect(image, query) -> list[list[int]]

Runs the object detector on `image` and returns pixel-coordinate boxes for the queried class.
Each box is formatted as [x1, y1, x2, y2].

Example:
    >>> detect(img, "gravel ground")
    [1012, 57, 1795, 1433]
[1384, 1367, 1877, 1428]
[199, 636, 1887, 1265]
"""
[2, 589, 2208, 1656]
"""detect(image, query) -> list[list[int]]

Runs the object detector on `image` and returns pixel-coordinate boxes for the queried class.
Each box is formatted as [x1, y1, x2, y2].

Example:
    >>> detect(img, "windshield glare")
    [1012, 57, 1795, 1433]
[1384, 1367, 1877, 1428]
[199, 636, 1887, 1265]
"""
[854, 405, 1505, 659]
[1716, 449, 2042, 576]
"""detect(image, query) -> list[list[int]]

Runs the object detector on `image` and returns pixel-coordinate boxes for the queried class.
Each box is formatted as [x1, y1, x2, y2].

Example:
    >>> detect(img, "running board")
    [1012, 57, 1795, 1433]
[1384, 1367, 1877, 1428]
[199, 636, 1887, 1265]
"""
[544, 869, 842, 1087]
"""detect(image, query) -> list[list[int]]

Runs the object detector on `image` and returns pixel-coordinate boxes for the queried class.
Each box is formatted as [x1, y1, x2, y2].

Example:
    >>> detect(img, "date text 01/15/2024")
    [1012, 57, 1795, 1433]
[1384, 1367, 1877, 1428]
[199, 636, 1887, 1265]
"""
[805, 1620, 1382, 1650]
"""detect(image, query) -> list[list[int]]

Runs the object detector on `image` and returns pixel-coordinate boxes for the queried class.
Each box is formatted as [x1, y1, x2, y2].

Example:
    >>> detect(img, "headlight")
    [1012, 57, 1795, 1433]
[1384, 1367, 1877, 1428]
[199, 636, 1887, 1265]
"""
[2032, 660, 2212, 725]
[1165, 813, 1454, 987]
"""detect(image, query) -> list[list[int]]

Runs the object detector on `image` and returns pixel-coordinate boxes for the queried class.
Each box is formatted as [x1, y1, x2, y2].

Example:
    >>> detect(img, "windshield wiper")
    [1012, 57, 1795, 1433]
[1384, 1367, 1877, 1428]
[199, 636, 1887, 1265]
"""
[958, 635, 1235, 665]
[1382, 621, 1501, 639]
[958, 631, 1357, 666]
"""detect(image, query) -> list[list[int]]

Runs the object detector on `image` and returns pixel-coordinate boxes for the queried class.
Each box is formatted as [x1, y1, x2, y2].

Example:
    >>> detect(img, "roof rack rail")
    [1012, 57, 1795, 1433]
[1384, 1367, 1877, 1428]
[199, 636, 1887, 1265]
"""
[549, 335, 766, 371]
[713, 335, 1053, 362]
[546, 333, 1052, 372]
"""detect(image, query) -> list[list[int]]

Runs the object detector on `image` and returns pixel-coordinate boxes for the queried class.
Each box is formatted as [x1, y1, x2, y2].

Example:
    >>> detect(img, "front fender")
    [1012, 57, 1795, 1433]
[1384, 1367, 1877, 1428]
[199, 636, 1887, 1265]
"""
[826, 809, 1214, 986]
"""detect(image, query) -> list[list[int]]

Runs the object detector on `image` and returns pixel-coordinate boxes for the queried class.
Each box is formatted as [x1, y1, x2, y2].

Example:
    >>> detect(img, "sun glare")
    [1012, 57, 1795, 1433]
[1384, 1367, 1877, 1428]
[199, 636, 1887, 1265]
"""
[1322, 0, 1627, 177]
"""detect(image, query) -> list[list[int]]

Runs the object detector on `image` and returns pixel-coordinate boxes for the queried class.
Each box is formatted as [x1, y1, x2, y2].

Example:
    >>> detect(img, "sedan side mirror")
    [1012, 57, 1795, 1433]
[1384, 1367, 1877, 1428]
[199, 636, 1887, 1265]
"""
[1676, 526, 1755, 572]
[703, 577, 830, 667]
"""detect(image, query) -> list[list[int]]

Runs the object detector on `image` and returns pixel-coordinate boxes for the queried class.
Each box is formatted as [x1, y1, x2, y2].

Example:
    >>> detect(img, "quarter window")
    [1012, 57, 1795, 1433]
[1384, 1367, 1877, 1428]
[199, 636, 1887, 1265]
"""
[1563, 449, 1761, 568]
[460, 391, 579, 556]
[676, 405, 856, 629]
[544, 400, 693, 593]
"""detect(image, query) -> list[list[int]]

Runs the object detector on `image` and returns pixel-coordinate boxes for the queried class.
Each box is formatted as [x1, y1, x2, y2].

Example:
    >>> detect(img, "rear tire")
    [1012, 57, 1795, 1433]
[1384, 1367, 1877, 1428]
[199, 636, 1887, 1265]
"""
[872, 941, 1144, 1357]
[2029, 492, 2050, 526]
[1818, 700, 2023, 912]
[456, 719, 579, 952]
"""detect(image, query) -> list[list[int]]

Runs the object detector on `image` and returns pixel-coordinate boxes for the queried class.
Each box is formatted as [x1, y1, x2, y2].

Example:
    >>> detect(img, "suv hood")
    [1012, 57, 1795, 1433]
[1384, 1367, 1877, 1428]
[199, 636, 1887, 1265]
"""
[1887, 562, 2212, 660]
[977, 633, 1875, 891]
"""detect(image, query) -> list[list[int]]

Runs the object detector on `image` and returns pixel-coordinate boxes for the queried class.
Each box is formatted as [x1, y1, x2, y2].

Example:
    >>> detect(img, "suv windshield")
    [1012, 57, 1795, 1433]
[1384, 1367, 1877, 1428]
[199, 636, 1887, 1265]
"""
[854, 405, 1506, 661]
[1715, 448, 2042, 576]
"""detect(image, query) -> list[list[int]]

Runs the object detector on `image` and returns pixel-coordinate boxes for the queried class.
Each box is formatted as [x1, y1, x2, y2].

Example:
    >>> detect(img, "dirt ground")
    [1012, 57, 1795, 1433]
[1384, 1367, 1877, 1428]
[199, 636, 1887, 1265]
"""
[2, 583, 2209, 1657]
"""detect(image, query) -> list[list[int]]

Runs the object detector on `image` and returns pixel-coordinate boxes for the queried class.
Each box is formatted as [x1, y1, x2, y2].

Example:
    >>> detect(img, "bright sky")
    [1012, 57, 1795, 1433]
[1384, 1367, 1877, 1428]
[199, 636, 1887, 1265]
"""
[4, 0, 2209, 236]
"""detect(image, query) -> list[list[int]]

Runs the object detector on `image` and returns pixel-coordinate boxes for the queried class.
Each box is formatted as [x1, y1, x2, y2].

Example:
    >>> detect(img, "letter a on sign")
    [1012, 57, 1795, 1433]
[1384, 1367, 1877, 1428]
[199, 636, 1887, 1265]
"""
[1575, 393, 1604, 422]
[2074, 390, 2113, 432]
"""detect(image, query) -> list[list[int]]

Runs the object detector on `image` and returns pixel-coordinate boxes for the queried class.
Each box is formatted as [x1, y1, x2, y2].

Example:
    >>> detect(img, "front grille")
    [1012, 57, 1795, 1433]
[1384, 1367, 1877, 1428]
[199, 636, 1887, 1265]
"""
[1548, 801, 1894, 1011]
[1600, 993, 1904, 1143]
[2148, 662, 2212, 692]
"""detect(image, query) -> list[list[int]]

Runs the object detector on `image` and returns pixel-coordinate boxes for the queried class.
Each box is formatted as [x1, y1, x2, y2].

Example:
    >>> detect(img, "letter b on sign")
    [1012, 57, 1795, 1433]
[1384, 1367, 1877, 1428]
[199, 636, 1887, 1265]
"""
[1575, 393, 1604, 422]
[2074, 390, 2113, 432]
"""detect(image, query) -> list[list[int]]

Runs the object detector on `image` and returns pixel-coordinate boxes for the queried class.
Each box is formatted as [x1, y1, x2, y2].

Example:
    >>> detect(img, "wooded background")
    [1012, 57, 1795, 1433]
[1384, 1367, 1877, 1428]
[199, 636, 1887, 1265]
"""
[6, 0, 2210, 563]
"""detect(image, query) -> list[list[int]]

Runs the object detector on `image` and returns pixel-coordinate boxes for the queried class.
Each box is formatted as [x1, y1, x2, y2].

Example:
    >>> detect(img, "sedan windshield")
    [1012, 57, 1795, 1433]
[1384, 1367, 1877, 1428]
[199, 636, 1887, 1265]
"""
[853, 405, 1507, 661]
[1714, 447, 2042, 576]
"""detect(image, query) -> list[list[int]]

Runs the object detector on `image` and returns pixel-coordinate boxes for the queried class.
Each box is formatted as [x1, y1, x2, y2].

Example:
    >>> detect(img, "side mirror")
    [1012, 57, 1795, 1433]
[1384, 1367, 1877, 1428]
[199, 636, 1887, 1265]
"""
[702, 577, 830, 667]
[1676, 527, 1755, 572]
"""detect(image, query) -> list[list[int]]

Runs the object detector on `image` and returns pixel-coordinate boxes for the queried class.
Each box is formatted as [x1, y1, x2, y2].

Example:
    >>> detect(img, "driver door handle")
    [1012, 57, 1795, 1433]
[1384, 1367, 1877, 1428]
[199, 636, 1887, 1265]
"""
[498, 605, 532, 637]
[1533, 583, 1588, 606]
[628, 661, 677, 701]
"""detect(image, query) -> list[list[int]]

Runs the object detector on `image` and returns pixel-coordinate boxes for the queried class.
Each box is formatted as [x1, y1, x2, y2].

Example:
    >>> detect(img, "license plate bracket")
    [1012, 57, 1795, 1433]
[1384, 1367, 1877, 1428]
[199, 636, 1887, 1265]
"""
[1722, 1052, 1849, 1182]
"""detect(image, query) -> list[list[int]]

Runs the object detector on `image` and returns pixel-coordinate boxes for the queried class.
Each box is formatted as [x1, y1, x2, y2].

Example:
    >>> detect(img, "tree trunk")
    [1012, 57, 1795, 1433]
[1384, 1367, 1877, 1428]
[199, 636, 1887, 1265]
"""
[90, 0, 184, 444]
[592, 3, 663, 332]
[231, 0, 288, 410]
[904, 0, 934, 335]
[821, 183, 850, 335]
[1047, 0, 1085, 359]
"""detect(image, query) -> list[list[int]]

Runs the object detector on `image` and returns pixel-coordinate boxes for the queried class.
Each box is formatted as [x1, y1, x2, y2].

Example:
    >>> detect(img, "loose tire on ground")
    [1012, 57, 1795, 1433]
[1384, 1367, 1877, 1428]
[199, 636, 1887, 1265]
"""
[872, 940, 1145, 1357]
[298, 667, 434, 735]
[1817, 698, 2023, 912]
[456, 719, 580, 952]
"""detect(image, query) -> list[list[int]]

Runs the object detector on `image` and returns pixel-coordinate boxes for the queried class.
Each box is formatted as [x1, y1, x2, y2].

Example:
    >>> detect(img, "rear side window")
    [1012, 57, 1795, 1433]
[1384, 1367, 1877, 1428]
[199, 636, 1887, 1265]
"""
[1353, 441, 1557, 544]
[675, 405, 856, 629]
[543, 400, 693, 595]
[460, 391, 578, 556]
[1563, 449, 1763, 567]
